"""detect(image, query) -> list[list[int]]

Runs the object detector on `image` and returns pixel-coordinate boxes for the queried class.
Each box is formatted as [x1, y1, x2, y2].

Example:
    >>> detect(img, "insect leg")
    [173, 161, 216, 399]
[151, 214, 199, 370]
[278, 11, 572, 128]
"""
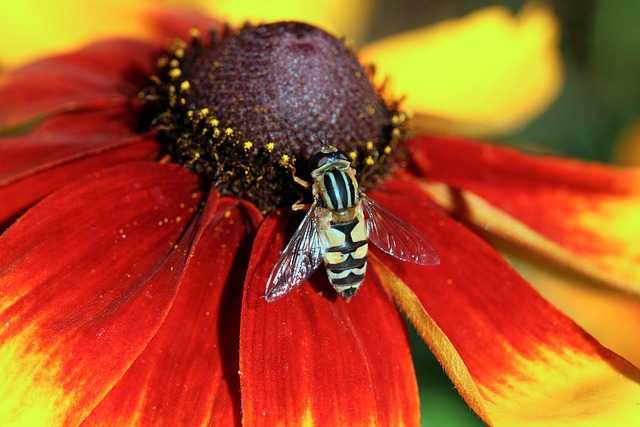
[292, 202, 313, 211]
[290, 168, 313, 210]
[293, 175, 311, 189]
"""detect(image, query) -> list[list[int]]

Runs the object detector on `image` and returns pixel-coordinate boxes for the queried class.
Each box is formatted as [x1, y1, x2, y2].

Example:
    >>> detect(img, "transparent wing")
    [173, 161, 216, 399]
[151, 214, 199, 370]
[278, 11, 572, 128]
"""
[360, 193, 440, 265]
[265, 204, 324, 302]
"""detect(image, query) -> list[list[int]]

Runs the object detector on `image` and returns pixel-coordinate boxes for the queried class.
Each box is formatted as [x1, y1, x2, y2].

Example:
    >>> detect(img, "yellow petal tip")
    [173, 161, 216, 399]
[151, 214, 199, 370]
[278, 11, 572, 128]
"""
[360, 2, 563, 136]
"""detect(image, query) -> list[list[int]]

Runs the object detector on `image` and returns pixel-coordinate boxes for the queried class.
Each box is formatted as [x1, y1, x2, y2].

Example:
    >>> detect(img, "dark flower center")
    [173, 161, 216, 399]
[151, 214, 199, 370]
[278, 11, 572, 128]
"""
[140, 22, 407, 213]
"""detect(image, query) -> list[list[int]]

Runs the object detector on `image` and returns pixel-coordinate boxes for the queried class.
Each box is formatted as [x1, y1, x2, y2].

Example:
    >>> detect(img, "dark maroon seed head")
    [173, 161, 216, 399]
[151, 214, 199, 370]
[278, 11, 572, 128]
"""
[142, 22, 407, 213]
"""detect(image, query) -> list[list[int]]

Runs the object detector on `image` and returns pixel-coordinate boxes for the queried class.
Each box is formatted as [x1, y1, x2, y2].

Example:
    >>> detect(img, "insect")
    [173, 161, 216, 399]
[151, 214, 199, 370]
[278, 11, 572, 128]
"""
[265, 144, 439, 302]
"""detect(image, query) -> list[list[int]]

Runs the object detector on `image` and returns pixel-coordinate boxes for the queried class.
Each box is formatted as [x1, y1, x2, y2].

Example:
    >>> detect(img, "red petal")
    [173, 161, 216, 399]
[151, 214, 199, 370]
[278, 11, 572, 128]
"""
[239, 209, 419, 426]
[0, 9, 218, 131]
[145, 7, 218, 42]
[0, 163, 203, 425]
[409, 135, 640, 292]
[1, 107, 142, 181]
[372, 181, 640, 424]
[84, 195, 263, 425]
[0, 39, 157, 130]
[0, 107, 160, 227]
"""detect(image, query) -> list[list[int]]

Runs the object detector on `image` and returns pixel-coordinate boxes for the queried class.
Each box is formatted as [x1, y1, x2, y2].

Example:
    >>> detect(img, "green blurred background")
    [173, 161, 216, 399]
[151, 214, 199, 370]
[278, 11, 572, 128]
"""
[366, 1, 639, 425]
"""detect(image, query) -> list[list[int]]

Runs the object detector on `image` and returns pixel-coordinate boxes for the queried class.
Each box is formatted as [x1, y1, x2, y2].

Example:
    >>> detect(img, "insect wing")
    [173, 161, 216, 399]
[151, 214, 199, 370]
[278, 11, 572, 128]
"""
[360, 193, 439, 265]
[265, 204, 324, 301]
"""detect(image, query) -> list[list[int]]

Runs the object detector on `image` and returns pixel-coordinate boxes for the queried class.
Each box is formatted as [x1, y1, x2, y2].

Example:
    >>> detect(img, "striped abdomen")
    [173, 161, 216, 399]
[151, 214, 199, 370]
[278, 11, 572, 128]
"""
[314, 166, 367, 298]
[320, 209, 369, 299]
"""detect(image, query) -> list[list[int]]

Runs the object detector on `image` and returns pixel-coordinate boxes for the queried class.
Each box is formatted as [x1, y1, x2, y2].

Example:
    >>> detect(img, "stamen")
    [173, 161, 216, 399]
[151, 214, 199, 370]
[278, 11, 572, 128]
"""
[139, 22, 408, 213]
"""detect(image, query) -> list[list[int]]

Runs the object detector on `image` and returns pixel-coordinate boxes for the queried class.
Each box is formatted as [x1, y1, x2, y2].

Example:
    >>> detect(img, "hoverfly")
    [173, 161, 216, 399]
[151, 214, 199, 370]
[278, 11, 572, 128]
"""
[265, 145, 439, 302]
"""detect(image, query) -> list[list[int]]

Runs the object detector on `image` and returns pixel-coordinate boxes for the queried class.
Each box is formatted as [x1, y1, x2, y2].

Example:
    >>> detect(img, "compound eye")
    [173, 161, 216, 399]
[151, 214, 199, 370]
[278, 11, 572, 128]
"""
[309, 152, 329, 172]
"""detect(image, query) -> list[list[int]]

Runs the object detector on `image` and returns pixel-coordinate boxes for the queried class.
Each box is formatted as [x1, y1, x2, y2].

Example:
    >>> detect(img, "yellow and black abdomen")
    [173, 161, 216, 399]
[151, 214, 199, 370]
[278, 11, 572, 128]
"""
[314, 166, 369, 298]
[319, 207, 369, 299]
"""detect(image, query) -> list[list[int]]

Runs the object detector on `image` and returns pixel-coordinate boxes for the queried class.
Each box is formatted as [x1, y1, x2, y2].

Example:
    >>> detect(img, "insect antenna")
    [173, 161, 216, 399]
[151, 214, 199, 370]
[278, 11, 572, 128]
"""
[312, 132, 334, 150]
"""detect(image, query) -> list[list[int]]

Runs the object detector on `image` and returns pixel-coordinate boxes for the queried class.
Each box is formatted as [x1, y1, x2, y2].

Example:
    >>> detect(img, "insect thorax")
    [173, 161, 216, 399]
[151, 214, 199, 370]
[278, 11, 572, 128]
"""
[314, 167, 359, 212]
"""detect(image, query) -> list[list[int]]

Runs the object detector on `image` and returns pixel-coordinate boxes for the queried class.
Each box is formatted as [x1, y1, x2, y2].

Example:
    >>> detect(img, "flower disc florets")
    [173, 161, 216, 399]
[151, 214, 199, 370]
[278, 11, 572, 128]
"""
[141, 22, 407, 213]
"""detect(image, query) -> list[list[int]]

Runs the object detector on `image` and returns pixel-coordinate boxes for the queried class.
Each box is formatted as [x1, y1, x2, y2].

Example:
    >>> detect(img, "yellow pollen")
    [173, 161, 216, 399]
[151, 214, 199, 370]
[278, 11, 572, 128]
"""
[384, 146, 392, 155]
[348, 151, 357, 161]
[281, 154, 290, 163]
[244, 141, 253, 150]
[168, 68, 182, 79]
[392, 128, 401, 138]
[171, 38, 187, 50]
[180, 81, 191, 92]
[190, 28, 201, 39]
[225, 127, 234, 136]
[199, 108, 209, 118]
[365, 156, 374, 166]
[174, 47, 185, 58]
[266, 142, 275, 152]
[366, 141, 374, 150]
[169, 59, 179, 68]
[157, 56, 168, 68]
[209, 118, 219, 127]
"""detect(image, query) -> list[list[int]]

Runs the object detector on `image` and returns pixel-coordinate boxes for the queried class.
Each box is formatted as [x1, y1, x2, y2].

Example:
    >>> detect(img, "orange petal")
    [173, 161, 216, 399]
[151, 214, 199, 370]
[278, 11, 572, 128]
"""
[0, 7, 216, 131]
[0, 163, 202, 425]
[370, 182, 640, 425]
[0, 39, 158, 130]
[409, 135, 640, 295]
[614, 118, 640, 166]
[0, 1, 214, 70]
[239, 209, 420, 425]
[359, 3, 562, 136]
[84, 196, 263, 424]
[501, 246, 640, 369]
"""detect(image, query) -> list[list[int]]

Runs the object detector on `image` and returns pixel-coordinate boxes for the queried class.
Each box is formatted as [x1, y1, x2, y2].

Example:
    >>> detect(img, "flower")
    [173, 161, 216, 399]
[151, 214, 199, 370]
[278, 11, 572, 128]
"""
[2, 3, 640, 426]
